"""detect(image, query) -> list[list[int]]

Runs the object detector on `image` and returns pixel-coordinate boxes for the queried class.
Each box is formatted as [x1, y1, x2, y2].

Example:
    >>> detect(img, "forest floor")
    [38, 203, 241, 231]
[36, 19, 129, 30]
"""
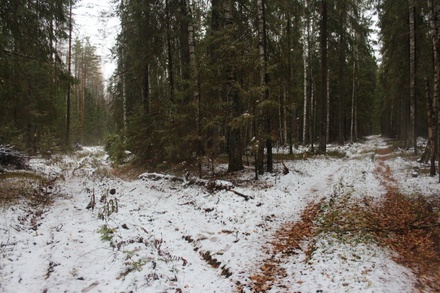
[0, 135, 439, 292]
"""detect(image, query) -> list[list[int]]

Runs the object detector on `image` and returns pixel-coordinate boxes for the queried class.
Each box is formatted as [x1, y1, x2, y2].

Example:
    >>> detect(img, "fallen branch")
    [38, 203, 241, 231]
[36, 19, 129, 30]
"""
[228, 189, 254, 201]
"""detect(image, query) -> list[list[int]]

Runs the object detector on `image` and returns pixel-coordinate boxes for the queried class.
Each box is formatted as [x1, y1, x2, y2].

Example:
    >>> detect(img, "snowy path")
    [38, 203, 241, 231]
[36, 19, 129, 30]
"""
[1, 136, 436, 292]
[242, 138, 417, 292]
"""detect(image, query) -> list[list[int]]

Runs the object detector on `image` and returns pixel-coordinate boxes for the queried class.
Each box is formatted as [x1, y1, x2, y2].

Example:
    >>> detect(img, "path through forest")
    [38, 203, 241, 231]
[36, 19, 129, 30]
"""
[1, 136, 439, 292]
[243, 137, 440, 292]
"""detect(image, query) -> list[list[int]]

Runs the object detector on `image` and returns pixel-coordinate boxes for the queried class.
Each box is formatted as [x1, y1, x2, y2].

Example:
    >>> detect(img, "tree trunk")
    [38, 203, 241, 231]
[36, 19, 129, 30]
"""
[303, 51, 308, 145]
[122, 47, 128, 137]
[429, 0, 440, 182]
[66, 1, 72, 147]
[350, 54, 356, 143]
[326, 68, 330, 144]
[409, 0, 417, 154]
[165, 0, 175, 105]
[186, 0, 203, 177]
[425, 77, 436, 176]
[80, 49, 86, 145]
[257, 0, 271, 174]
[319, 0, 328, 153]
[224, 0, 243, 172]
[142, 64, 149, 115]
[338, 31, 345, 145]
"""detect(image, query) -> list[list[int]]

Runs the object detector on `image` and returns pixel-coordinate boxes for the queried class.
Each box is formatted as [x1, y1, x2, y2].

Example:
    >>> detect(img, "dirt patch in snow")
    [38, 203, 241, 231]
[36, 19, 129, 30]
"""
[373, 160, 440, 292]
[243, 200, 323, 292]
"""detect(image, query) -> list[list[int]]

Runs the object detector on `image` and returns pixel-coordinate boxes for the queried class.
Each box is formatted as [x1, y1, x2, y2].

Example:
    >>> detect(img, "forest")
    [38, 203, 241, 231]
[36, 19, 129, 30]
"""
[2, 1, 440, 292]
[1, 0, 440, 175]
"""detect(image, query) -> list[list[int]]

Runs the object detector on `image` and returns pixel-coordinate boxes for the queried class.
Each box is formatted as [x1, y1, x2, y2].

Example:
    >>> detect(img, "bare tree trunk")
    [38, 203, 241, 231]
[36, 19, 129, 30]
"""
[66, 1, 72, 146]
[303, 54, 308, 145]
[311, 80, 315, 151]
[425, 77, 436, 175]
[165, 0, 175, 106]
[257, 0, 271, 174]
[350, 64, 356, 143]
[429, 0, 440, 182]
[121, 0, 128, 138]
[142, 64, 149, 115]
[279, 91, 284, 145]
[326, 68, 330, 144]
[338, 31, 345, 145]
[122, 47, 128, 137]
[283, 88, 288, 148]
[409, 0, 417, 154]
[80, 49, 86, 145]
[319, 0, 328, 153]
[350, 29, 357, 144]
[186, 0, 203, 177]
[224, 0, 243, 172]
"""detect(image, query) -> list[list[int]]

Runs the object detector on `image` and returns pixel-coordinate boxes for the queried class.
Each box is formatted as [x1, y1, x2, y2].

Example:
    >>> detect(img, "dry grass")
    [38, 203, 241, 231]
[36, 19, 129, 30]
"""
[0, 171, 55, 207]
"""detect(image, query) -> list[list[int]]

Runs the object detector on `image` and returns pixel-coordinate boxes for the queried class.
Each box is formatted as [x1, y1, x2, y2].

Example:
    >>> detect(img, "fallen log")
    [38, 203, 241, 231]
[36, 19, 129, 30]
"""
[228, 189, 254, 201]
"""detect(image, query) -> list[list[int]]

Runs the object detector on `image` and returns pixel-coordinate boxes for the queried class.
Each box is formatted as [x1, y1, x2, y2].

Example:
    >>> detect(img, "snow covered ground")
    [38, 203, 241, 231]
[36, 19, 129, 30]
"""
[0, 136, 438, 292]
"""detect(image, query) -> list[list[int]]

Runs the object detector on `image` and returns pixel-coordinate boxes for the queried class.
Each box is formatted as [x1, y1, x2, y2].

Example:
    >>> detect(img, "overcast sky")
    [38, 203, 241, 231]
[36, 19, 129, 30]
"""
[72, 0, 120, 81]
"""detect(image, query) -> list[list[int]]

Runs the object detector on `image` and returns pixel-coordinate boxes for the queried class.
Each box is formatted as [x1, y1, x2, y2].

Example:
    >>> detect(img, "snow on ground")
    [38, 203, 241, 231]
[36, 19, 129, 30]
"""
[0, 135, 436, 292]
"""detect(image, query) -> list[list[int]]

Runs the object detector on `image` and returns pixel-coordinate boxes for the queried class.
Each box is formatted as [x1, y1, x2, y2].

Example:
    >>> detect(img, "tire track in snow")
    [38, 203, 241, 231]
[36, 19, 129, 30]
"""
[242, 138, 413, 292]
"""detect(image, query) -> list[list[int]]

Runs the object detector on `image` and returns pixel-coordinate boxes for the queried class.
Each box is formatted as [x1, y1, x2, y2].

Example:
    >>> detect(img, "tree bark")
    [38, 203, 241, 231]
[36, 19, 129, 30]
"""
[429, 0, 440, 182]
[338, 28, 345, 145]
[409, 0, 417, 154]
[319, 0, 328, 153]
[165, 0, 175, 105]
[66, 0, 72, 147]
[224, 0, 243, 172]
[258, 0, 272, 173]
[186, 0, 203, 177]
[425, 77, 436, 175]
[142, 64, 149, 115]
